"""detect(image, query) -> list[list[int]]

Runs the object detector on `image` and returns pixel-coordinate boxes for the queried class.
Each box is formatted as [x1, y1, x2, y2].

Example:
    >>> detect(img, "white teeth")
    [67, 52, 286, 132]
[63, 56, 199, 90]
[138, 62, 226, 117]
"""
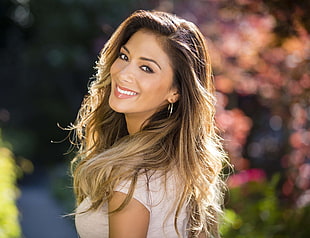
[117, 86, 137, 96]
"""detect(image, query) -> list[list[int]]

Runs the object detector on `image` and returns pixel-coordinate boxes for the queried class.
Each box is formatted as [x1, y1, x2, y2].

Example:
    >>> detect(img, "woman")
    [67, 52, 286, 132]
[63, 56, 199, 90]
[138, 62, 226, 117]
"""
[71, 10, 228, 238]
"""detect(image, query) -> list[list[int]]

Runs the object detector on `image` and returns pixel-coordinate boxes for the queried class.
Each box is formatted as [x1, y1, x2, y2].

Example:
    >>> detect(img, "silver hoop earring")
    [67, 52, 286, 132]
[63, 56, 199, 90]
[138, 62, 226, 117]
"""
[168, 103, 174, 117]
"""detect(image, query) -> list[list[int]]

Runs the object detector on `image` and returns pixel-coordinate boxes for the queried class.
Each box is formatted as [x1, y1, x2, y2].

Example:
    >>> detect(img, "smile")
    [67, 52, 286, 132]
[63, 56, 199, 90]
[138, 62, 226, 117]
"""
[117, 86, 138, 96]
[114, 85, 138, 99]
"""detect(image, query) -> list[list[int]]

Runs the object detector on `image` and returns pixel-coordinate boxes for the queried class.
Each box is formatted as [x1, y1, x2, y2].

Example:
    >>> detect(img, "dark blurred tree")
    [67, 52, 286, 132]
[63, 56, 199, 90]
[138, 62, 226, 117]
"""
[0, 0, 158, 164]
[262, 0, 310, 38]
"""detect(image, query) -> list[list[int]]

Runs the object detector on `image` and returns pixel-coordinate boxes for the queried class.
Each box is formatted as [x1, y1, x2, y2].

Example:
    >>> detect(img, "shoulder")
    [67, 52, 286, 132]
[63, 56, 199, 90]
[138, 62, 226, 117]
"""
[115, 171, 183, 210]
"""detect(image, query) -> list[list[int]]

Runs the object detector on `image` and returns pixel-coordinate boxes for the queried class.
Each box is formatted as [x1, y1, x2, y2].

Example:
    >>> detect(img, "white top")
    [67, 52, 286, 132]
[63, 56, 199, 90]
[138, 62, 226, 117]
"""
[75, 173, 188, 238]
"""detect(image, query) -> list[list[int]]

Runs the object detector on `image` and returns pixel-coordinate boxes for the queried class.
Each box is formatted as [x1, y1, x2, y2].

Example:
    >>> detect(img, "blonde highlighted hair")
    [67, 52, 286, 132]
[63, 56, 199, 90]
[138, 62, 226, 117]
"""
[71, 10, 229, 238]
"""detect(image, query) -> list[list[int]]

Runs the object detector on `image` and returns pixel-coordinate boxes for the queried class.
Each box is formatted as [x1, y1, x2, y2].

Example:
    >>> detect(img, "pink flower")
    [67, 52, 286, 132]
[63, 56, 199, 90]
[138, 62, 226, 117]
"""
[228, 168, 267, 188]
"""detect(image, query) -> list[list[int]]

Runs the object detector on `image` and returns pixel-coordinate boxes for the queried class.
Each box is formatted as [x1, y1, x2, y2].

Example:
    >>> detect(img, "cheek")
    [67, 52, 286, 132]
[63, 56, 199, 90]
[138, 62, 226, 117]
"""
[142, 80, 170, 101]
[110, 60, 128, 81]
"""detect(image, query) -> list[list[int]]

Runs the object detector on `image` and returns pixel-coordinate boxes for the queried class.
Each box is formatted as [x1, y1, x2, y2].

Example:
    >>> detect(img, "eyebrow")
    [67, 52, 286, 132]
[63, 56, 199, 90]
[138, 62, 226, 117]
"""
[122, 45, 162, 70]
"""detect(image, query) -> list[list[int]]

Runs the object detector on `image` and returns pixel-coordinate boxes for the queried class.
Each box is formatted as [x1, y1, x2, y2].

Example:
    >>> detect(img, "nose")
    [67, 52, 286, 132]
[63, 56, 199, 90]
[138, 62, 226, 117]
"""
[119, 64, 135, 83]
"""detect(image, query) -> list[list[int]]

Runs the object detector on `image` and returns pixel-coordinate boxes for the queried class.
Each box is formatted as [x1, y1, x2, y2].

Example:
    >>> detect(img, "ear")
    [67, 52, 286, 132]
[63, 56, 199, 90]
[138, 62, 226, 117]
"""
[168, 88, 180, 104]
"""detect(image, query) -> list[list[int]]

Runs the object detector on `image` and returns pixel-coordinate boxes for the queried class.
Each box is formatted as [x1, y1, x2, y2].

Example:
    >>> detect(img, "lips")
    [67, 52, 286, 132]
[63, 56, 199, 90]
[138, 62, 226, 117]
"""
[115, 85, 138, 99]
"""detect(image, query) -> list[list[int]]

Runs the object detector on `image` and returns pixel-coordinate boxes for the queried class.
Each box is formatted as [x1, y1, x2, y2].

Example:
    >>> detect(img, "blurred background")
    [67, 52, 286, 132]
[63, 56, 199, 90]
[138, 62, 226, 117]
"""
[0, 0, 309, 237]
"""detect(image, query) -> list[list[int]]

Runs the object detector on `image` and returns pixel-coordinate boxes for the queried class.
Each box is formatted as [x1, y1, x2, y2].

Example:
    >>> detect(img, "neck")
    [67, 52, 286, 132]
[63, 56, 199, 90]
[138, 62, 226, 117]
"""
[125, 114, 148, 134]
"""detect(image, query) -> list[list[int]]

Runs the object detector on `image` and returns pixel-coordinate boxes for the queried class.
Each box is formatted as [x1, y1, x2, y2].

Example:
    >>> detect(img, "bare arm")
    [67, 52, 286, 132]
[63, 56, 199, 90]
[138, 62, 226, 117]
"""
[108, 192, 150, 238]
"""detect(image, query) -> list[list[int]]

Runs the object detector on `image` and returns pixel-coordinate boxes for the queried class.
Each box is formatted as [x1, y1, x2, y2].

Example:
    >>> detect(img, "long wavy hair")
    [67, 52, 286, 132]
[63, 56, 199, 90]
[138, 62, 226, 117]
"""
[71, 10, 228, 238]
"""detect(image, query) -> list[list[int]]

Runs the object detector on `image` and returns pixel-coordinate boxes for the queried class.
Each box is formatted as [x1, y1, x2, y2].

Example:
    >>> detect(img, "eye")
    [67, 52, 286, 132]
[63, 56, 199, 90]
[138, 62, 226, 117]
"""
[140, 65, 154, 73]
[119, 52, 128, 61]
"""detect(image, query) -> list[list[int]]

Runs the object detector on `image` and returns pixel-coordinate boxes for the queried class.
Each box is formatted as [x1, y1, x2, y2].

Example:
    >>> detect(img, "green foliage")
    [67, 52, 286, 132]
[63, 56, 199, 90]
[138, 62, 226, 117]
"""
[221, 176, 310, 238]
[0, 132, 21, 238]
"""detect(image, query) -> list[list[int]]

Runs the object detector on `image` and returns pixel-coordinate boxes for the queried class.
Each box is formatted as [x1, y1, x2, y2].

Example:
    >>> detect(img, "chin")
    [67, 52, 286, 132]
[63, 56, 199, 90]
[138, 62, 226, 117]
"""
[109, 101, 119, 113]
[109, 99, 124, 114]
[108, 96, 117, 111]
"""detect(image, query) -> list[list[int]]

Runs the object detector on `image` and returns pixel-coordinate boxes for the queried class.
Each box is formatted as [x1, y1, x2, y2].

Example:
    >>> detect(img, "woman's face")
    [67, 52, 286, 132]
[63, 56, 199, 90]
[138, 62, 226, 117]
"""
[109, 29, 178, 127]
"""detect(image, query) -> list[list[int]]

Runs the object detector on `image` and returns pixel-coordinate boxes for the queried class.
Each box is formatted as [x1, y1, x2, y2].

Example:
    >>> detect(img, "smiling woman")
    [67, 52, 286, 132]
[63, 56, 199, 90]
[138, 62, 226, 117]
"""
[70, 10, 229, 238]
[109, 29, 178, 134]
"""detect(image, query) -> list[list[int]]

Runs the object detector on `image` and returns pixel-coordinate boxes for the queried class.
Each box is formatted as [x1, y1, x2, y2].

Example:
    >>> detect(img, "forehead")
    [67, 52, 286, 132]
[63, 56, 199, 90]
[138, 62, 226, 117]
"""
[125, 29, 171, 64]
[125, 29, 165, 52]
